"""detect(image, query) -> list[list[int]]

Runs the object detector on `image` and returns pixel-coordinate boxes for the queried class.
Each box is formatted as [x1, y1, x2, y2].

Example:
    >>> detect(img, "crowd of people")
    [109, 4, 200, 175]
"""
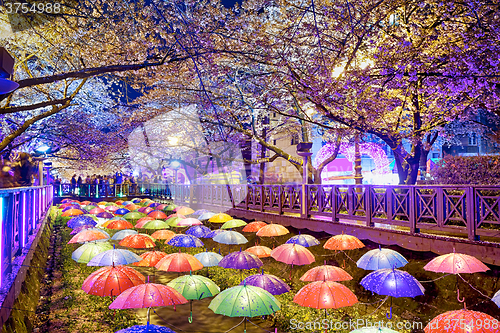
[0, 152, 41, 188]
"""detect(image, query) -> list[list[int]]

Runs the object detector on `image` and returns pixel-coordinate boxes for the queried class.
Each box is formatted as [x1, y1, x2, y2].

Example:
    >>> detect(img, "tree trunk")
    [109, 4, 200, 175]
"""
[354, 133, 363, 185]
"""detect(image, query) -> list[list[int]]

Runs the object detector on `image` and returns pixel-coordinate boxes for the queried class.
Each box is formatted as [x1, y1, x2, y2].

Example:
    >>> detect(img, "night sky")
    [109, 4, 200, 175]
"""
[221, 0, 242, 8]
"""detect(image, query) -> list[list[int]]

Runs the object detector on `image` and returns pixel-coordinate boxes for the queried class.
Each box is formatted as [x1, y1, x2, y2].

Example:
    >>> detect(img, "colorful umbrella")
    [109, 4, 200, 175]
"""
[198, 212, 216, 220]
[286, 234, 320, 247]
[124, 204, 140, 212]
[165, 204, 177, 211]
[119, 234, 156, 249]
[271, 243, 315, 266]
[61, 208, 84, 217]
[175, 206, 195, 216]
[106, 220, 134, 230]
[256, 224, 289, 237]
[241, 270, 290, 295]
[493, 289, 500, 308]
[300, 265, 353, 282]
[155, 252, 204, 273]
[148, 210, 168, 219]
[242, 221, 267, 233]
[425, 309, 498, 333]
[357, 247, 409, 270]
[115, 208, 130, 215]
[82, 265, 145, 297]
[96, 211, 114, 219]
[68, 229, 109, 244]
[70, 225, 95, 235]
[87, 247, 142, 266]
[323, 234, 364, 250]
[213, 230, 248, 245]
[156, 204, 168, 211]
[185, 225, 212, 238]
[166, 216, 186, 227]
[207, 229, 225, 238]
[294, 280, 358, 309]
[221, 219, 247, 229]
[167, 234, 204, 248]
[194, 251, 224, 267]
[132, 251, 168, 267]
[424, 252, 489, 274]
[89, 207, 105, 215]
[137, 207, 154, 214]
[151, 230, 176, 242]
[123, 211, 146, 221]
[106, 206, 120, 213]
[218, 250, 263, 270]
[142, 219, 170, 230]
[115, 325, 176, 333]
[168, 272, 220, 322]
[176, 218, 203, 227]
[67, 215, 97, 229]
[109, 282, 188, 309]
[193, 209, 210, 216]
[135, 217, 155, 228]
[208, 213, 232, 223]
[245, 246, 272, 258]
[111, 229, 138, 241]
[72, 242, 113, 264]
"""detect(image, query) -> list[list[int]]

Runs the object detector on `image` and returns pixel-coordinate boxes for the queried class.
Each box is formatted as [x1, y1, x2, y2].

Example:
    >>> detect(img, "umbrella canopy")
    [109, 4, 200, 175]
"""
[425, 309, 498, 333]
[124, 204, 140, 211]
[67, 216, 97, 229]
[175, 206, 195, 216]
[167, 234, 204, 248]
[89, 207, 106, 215]
[208, 213, 232, 223]
[199, 212, 216, 220]
[148, 210, 168, 219]
[68, 229, 109, 244]
[241, 271, 290, 295]
[96, 211, 114, 219]
[360, 268, 425, 298]
[271, 243, 315, 266]
[194, 251, 224, 267]
[156, 204, 168, 211]
[123, 211, 146, 221]
[111, 229, 138, 241]
[155, 252, 204, 273]
[165, 204, 177, 211]
[137, 207, 154, 214]
[61, 208, 84, 217]
[293, 280, 358, 309]
[300, 265, 353, 282]
[115, 325, 176, 333]
[135, 217, 155, 228]
[119, 234, 156, 249]
[109, 283, 188, 309]
[193, 209, 210, 216]
[87, 248, 142, 266]
[176, 218, 203, 227]
[286, 234, 320, 248]
[70, 225, 95, 235]
[209, 284, 280, 317]
[148, 202, 160, 208]
[151, 230, 176, 242]
[207, 229, 225, 238]
[213, 230, 248, 245]
[221, 219, 247, 229]
[357, 247, 409, 270]
[106, 206, 120, 213]
[256, 224, 289, 237]
[423, 252, 489, 274]
[106, 220, 134, 230]
[115, 208, 130, 216]
[350, 327, 400, 333]
[493, 289, 500, 308]
[72, 242, 114, 264]
[218, 251, 263, 270]
[142, 219, 170, 230]
[82, 265, 145, 297]
[168, 273, 220, 300]
[323, 234, 364, 250]
[132, 251, 168, 267]
[245, 246, 272, 258]
[242, 221, 267, 233]
[185, 225, 212, 238]
[166, 216, 186, 227]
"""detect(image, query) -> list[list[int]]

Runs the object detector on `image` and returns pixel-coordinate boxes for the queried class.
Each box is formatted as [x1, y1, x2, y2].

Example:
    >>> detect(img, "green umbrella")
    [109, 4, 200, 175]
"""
[123, 211, 146, 222]
[71, 241, 113, 264]
[165, 204, 177, 211]
[166, 216, 184, 227]
[105, 202, 118, 206]
[221, 219, 247, 230]
[83, 205, 97, 211]
[143, 220, 170, 230]
[168, 272, 220, 323]
[209, 283, 280, 333]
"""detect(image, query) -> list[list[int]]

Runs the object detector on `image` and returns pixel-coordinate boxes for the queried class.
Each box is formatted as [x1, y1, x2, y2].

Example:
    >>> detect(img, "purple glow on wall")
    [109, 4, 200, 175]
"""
[0, 197, 3, 287]
[22, 192, 26, 247]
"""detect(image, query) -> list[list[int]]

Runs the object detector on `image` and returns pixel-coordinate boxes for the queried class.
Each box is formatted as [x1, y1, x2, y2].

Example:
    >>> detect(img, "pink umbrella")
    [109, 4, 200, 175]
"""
[176, 218, 203, 227]
[271, 243, 315, 280]
[109, 282, 188, 309]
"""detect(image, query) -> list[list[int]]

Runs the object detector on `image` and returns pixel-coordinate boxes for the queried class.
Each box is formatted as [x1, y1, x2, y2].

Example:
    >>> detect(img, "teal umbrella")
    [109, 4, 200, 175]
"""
[168, 272, 220, 323]
[71, 241, 113, 263]
[209, 282, 280, 333]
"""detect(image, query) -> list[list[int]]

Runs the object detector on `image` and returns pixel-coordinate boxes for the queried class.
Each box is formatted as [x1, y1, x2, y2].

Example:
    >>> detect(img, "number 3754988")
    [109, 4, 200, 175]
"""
[5, 2, 62, 14]
[443, 318, 499, 330]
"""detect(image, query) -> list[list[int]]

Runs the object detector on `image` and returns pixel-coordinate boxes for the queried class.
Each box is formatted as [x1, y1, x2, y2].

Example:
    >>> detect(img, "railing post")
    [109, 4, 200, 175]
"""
[278, 186, 283, 215]
[409, 186, 418, 234]
[436, 187, 444, 227]
[466, 186, 479, 241]
[301, 185, 308, 218]
[1, 194, 13, 287]
[260, 186, 264, 212]
[365, 185, 373, 227]
[332, 186, 338, 222]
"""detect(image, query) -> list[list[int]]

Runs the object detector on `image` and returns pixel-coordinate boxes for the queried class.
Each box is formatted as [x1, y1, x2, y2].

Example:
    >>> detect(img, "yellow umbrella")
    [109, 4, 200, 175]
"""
[208, 213, 232, 223]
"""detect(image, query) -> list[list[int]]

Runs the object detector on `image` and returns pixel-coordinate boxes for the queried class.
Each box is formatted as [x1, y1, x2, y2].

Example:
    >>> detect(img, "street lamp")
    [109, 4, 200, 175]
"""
[170, 160, 181, 184]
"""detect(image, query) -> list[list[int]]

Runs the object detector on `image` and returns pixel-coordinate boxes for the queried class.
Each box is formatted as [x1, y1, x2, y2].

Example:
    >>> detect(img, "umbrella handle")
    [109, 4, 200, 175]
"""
[457, 288, 465, 303]
[188, 311, 193, 323]
[386, 306, 392, 319]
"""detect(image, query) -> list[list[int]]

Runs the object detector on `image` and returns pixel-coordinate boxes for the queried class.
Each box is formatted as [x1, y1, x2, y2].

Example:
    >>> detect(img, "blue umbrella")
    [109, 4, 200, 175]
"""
[493, 289, 500, 308]
[360, 268, 425, 319]
[167, 234, 204, 248]
[111, 229, 138, 241]
[132, 199, 142, 204]
[87, 246, 142, 266]
[199, 212, 216, 220]
[357, 247, 408, 270]
[115, 208, 130, 215]
[67, 216, 97, 229]
[285, 234, 320, 247]
[193, 209, 211, 216]
[207, 229, 225, 238]
[115, 324, 176, 333]
[186, 225, 212, 238]
[218, 250, 263, 270]
[213, 231, 248, 245]
[194, 251, 223, 267]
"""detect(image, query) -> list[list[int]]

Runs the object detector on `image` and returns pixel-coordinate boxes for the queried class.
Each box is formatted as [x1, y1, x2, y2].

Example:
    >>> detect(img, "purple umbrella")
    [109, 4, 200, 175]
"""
[96, 211, 114, 218]
[240, 269, 290, 295]
[70, 225, 95, 235]
[186, 225, 212, 238]
[67, 216, 97, 229]
[218, 250, 263, 270]
[207, 229, 225, 238]
[167, 234, 204, 248]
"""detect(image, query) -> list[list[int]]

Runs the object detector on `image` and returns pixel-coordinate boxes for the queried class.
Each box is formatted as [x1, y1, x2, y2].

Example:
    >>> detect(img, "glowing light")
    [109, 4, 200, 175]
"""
[0, 196, 3, 286]
[22, 192, 26, 247]
[35, 143, 51, 153]
[168, 137, 179, 145]
[170, 161, 181, 169]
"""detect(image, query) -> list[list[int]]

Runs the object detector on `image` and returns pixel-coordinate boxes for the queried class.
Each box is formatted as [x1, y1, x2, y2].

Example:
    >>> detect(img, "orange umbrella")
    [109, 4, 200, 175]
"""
[208, 213, 232, 223]
[425, 308, 498, 333]
[68, 230, 109, 244]
[155, 252, 204, 273]
[81, 200, 91, 205]
[175, 206, 195, 216]
[147, 210, 168, 219]
[256, 224, 289, 237]
[119, 234, 156, 249]
[245, 245, 272, 258]
[106, 220, 134, 230]
[242, 221, 267, 233]
[125, 204, 140, 211]
[300, 265, 353, 282]
[102, 219, 126, 228]
[82, 265, 145, 297]
[135, 217, 154, 228]
[61, 209, 84, 217]
[132, 251, 168, 267]
[323, 234, 364, 250]
[115, 200, 124, 205]
[151, 230, 176, 242]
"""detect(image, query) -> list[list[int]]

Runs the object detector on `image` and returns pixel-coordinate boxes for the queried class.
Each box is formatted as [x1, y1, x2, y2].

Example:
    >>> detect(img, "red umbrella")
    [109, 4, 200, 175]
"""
[424, 253, 489, 274]
[294, 280, 358, 312]
[323, 234, 364, 250]
[119, 234, 156, 249]
[242, 221, 267, 233]
[68, 229, 109, 244]
[82, 265, 145, 297]
[271, 243, 315, 265]
[132, 251, 168, 267]
[300, 265, 353, 282]
[106, 220, 134, 230]
[256, 224, 289, 237]
[148, 210, 168, 219]
[245, 245, 272, 258]
[109, 282, 188, 309]
[135, 217, 155, 228]
[155, 252, 204, 273]
[425, 308, 498, 333]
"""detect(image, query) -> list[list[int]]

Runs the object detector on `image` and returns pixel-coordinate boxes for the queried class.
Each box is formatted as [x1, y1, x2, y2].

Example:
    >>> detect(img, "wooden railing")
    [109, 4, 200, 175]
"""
[150, 184, 500, 242]
[0, 186, 53, 289]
